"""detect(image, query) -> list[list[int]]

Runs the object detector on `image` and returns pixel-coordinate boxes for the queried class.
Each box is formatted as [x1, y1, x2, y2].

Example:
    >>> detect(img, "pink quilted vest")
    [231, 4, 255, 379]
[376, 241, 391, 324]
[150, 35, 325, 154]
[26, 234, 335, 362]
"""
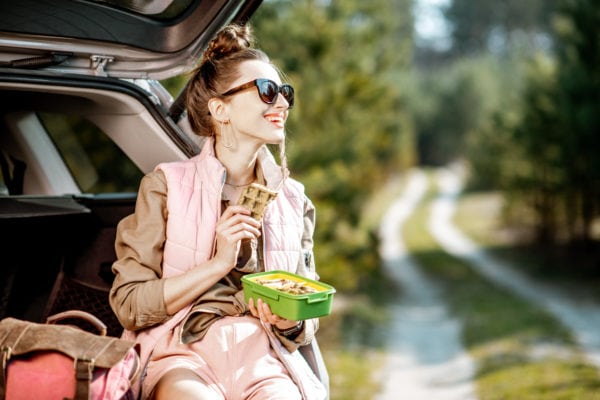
[160, 138, 306, 280]
[123, 138, 313, 395]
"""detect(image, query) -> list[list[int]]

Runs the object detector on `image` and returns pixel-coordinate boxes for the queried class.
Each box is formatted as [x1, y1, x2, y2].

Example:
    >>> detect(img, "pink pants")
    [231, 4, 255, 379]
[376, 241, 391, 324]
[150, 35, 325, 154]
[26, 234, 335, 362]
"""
[142, 315, 301, 400]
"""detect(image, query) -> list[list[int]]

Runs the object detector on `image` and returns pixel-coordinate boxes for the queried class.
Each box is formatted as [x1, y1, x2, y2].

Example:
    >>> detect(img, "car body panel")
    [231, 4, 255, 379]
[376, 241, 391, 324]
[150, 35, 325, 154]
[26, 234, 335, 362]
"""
[0, 0, 262, 79]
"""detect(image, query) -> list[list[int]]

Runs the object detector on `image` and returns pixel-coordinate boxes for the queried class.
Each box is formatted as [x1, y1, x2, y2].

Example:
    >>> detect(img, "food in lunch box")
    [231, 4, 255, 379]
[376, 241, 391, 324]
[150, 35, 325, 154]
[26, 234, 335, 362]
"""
[237, 183, 278, 221]
[256, 278, 319, 295]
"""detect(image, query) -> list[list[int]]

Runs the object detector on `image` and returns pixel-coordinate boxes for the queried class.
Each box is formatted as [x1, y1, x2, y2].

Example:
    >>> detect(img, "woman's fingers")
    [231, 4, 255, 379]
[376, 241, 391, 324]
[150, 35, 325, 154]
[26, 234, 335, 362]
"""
[248, 298, 259, 317]
[213, 206, 262, 267]
[221, 221, 261, 239]
[248, 298, 298, 330]
[216, 206, 261, 239]
[259, 299, 279, 323]
[220, 205, 260, 225]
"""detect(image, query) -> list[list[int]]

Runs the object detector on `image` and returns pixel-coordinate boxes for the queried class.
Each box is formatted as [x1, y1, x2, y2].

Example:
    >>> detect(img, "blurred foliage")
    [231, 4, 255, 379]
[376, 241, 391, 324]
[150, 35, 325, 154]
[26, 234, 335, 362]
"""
[161, 0, 600, 288]
[399, 54, 522, 166]
[443, 0, 559, 56]
[40, 113, 143, 193]
[251, 0, 416, 293]
[465, 0, 600, 248]
[402, 0, 600, 258]
[161, 75, 187, 98]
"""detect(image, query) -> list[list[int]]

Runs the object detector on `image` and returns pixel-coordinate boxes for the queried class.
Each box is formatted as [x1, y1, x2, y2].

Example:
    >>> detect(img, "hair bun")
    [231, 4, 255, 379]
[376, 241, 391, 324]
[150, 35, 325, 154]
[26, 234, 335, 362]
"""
[202, 24, 253, 64]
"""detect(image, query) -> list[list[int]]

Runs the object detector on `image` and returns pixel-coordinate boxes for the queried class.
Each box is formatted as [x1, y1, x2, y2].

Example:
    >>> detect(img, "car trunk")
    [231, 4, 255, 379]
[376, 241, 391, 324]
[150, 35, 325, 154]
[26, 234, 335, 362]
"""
[0, 195, 133, 336]
[0, 70, 195, 333]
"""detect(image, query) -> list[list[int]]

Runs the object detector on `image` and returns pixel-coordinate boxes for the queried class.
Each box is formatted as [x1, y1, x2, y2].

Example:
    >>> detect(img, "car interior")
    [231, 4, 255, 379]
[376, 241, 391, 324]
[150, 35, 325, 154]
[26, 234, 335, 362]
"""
[0, 73, 199, 334]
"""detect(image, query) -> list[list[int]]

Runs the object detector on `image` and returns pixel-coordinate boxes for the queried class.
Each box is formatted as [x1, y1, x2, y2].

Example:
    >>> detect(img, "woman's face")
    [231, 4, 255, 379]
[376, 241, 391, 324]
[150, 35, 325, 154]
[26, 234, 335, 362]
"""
[224, 60, 291, 147]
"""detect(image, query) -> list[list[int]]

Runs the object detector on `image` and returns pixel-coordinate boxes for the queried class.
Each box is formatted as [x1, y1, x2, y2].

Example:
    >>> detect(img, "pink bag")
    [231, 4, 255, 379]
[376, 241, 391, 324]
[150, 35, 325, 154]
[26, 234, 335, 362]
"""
[0, 310, 139, 400]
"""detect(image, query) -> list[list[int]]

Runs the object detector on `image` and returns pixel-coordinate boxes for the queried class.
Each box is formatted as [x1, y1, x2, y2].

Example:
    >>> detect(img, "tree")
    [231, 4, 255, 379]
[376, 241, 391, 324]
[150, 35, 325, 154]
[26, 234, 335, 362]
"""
[444, 0, 558, 56]
[252, 0, 415, 291]
[411, 0, 557, 168]
[475, 0, 600, 247]
[553, 0, 600, 243]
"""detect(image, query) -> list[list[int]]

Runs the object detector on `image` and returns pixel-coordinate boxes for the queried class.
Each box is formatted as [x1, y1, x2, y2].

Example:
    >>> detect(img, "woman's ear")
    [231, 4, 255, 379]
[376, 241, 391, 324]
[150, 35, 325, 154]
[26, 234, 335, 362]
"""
[208, 98, 229, 123]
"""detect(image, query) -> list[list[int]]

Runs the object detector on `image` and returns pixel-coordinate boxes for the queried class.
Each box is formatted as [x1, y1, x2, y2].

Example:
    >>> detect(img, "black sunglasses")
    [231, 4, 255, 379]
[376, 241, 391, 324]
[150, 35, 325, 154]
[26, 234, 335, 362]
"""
[221, 78, 294, 108]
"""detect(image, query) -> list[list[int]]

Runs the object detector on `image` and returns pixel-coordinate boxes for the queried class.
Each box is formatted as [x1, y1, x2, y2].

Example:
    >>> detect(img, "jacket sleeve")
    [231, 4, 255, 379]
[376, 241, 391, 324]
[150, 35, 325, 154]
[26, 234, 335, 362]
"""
[109, 170, 171, 331]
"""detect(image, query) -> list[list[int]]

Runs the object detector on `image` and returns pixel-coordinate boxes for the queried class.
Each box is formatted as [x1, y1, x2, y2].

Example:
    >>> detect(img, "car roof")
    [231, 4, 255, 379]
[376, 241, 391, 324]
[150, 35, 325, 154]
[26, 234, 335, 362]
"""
[0, 0, 262, 80]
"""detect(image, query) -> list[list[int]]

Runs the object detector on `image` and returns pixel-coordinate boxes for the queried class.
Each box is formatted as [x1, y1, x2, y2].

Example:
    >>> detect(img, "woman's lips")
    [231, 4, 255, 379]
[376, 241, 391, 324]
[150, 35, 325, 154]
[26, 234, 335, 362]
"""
[264, 113, 285, 128]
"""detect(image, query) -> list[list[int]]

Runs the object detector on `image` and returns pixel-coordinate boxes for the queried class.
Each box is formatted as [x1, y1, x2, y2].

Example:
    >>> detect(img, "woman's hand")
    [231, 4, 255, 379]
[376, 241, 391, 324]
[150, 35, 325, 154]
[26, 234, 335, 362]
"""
[248, 298, 299, 331]
[164, 206, 260, 316]
[213, 205, 261, 272]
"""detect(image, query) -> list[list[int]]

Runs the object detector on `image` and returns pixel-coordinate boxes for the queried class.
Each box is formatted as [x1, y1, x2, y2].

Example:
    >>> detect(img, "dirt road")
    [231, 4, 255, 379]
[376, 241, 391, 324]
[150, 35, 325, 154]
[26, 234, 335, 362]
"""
[431, 167, 600, 370]
[375, 169, 477, 400]
[375, 166, 600, 399]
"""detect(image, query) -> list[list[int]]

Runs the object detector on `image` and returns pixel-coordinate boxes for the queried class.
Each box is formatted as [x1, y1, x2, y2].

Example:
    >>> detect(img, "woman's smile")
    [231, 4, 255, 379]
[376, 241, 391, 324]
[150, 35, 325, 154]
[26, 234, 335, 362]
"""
[264, 112, 286, 128]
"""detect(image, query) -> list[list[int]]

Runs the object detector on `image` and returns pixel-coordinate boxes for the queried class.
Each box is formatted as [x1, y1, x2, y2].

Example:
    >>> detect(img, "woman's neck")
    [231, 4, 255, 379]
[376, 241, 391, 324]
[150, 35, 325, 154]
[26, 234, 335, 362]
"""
[215, 139, 259, 186]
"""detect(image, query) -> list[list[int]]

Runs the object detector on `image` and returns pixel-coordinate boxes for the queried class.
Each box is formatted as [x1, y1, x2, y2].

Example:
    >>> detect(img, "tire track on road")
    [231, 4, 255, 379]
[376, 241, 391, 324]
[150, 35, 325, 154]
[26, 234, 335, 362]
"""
[376, 169, 477, 400]
[430, 167, 600, 370]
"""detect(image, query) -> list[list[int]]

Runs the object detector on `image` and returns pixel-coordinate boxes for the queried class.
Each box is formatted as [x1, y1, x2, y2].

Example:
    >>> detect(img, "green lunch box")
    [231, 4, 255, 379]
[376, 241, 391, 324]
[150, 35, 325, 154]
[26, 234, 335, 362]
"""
[242, 270, 336, 321]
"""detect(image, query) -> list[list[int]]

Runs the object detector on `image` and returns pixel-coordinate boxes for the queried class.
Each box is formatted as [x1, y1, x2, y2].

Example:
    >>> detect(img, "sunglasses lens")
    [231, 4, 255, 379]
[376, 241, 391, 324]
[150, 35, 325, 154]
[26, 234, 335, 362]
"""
[281, 85, 294, 107]
[258, 80, 278, 104]
[256, 79, 295, 107]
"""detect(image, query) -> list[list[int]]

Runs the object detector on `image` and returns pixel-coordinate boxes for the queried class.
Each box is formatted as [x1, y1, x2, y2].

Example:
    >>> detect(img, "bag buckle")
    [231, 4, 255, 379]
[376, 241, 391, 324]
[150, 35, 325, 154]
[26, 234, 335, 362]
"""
[0, 346, 11, 362]
[74, 357, 95, 380]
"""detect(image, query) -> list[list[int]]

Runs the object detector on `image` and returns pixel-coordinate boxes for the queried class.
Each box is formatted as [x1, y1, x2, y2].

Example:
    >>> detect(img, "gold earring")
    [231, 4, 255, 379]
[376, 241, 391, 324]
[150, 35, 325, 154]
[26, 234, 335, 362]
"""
[220, 119, 233, 148]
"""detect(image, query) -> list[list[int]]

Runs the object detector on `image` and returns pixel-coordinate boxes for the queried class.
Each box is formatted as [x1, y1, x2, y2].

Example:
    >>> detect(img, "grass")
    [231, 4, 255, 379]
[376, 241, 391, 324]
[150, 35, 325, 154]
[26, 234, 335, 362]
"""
[322, 347, 385, 400]
[401, 173, 600, 399]
[455, 190, 600, 297]
[317, 299, 388, 400]
[477, 361, 600, 399]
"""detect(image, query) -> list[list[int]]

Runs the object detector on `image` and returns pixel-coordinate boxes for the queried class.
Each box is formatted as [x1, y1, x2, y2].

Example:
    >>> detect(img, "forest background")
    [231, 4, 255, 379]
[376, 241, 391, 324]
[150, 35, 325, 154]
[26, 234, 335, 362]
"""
[249, 0, 599, 292]
[164, 0, 600, 304]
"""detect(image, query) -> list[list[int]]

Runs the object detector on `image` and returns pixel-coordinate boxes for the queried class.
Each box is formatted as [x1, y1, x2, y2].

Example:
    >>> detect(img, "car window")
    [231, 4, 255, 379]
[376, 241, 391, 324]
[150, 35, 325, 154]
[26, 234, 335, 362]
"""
[38, 113, 143, 194]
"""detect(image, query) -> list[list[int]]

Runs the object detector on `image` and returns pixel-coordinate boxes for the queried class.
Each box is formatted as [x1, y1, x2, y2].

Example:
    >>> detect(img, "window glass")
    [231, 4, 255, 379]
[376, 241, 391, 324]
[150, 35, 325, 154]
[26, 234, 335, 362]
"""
[38, 113, 143, 194]
[0, 147, 25, 196]
[0, 162, 7, 195]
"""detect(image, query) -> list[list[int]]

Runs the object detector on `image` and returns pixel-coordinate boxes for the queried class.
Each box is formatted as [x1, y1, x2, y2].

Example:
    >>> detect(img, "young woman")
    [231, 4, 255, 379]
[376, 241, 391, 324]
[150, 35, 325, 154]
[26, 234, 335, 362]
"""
[109, 24, 326, 400]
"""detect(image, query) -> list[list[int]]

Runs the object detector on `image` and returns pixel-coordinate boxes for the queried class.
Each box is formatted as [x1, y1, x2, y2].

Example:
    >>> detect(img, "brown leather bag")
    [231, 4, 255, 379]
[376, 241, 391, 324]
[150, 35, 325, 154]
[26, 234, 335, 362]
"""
[0, 310, 139, 400]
